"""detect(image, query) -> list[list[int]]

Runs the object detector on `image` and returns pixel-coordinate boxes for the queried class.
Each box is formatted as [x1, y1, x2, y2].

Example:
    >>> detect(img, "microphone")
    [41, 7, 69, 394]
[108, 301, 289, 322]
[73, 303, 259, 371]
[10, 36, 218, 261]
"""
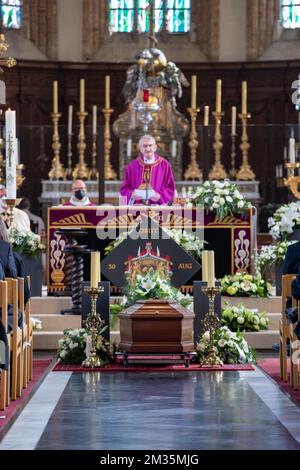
[145, 165, 150, 205]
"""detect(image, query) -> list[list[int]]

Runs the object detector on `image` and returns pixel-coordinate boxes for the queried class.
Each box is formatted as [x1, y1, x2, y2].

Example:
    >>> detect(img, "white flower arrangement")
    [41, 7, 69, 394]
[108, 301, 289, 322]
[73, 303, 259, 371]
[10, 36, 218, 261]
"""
[196, 326, 255, 364]
[222, 302, 269, 332]
[221, 272, 272, 298]
[268, 202, 300, 240]
[8, 224, 45, 256]
[189, 180, 252, 218]
[257, 240, 297, 275]
[30, 317, 42, 331]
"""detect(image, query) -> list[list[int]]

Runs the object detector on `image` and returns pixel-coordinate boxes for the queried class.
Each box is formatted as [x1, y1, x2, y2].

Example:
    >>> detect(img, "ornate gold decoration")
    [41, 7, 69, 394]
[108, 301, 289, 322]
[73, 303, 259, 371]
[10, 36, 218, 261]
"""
[52, 213, 93, 226]
[50, 269, 65, 285]
[230, 133, 237, 179]
[103, 107, 117, 180]
[48, 112, 66, 180]
[66, 133, 73, 180]
[236, 112, 255, 181]
[90, 132, 98, 180]
[184, 107, 202, 181]
[284, 163, 300, 199]
[82, 286, 105, 368]
[209, 111, 227, 180]
[2, 197, 22, 228]
[72, 111, 89, 180]
[201, 286, 222, 366]
[208, 215, 248, 226]
[16, 163, 25, 188]
[0, 34, 17, 71]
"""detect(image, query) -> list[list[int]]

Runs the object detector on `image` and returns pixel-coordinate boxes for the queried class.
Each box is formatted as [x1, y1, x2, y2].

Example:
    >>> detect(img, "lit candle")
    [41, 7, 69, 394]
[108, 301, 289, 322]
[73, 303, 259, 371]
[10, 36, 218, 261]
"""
[242, 81, 247, 115]
[202, 250, 209, 283]
[191, 75, 197, 109]
[90, 251, 100, 288]
[53, 81, 58, 114]
[289, 137, 296, 164]
[231, 106, 237, 135]
[284, 146, 288, 162]
[5, 108, 17, 199]
[105, 75, 110, 109]
[182, 186, 187, 198]
[171, 140, 177, 157]
[207, 251, 215, 288]
[216, 79, 222, 113]
[127, 138, 132, 157]
[99, 253, 101, 282]
[68, 105, 73, 135]
[92, 105, 97, 135]
[204, 106, 209, 126]
[80, 79, 85, 113]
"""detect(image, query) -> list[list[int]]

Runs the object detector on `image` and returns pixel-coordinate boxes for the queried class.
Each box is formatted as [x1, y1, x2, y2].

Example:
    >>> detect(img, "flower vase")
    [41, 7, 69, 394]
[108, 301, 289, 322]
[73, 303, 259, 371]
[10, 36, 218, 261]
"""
[275, 262, 283, 297]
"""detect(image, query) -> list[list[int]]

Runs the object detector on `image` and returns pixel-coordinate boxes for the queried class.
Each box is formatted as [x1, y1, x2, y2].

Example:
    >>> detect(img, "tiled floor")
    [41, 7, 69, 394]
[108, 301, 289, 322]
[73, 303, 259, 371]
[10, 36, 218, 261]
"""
[1, 366, 300, 450]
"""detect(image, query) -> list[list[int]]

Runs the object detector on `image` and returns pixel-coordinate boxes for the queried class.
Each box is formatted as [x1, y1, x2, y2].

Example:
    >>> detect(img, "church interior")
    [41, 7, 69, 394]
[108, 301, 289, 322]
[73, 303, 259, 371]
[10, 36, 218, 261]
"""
[1, 0, 300, 454]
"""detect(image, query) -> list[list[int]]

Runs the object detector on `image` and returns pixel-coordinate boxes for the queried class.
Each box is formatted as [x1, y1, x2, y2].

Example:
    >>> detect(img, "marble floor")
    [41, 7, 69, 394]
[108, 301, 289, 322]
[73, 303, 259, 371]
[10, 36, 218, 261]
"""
[1, 365, 300, 450]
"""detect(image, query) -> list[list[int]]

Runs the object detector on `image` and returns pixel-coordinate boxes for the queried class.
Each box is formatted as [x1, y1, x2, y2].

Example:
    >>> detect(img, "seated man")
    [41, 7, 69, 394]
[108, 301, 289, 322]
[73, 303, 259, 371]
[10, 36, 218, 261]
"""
[64, 180, 95, 206]
[0, 185, 31, 232]
[120, 134, 175, 205]
[283, 240, 300, 276]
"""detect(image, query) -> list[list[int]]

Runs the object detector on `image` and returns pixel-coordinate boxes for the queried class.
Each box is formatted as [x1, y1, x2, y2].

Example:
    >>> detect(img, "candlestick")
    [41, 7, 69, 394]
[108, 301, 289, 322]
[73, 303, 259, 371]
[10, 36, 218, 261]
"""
[171, 140, 177, 157]
[231, 106, 237, 135]
[102, 107, 117, 179]
[202, 250, 209, 282]
[207, 251, 215, 288]
[204, 106, 209, 127]
[216, 79, 222, 113]
[209, 111, 227, 180]
[242, 81, 247, 115]
[191, 75, 197, 109]
[289, 137, 296, 164]
[105, 75, 110, 109]
[236, 112, 256, 180]
[53, 81, 58, 114]
[90, 252, 100, 289]
[5, 109, 16, 199]
[68, 105, 73, 135]
[184, 106, 203, 180]
[80, 79, 85, 113]
[93, 105, 97, 135]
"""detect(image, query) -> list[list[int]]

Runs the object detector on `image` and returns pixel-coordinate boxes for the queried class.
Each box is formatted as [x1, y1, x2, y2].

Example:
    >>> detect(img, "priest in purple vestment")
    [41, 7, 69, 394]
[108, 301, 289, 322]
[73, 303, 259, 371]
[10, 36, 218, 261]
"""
[120, 135, 176, 205]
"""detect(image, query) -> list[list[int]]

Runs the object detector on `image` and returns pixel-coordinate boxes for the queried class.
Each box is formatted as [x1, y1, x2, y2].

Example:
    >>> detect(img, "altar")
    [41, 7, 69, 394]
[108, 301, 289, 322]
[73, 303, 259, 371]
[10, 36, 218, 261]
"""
[47, 205, 254, 293]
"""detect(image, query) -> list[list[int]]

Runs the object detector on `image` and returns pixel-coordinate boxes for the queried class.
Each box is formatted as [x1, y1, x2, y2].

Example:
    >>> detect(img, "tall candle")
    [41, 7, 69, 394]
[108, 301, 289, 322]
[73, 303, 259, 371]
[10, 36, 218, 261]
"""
[80, 79, 85, 113]
[171, 140, 177, 157]
[289, 137, 296, 164]
[216, 79, 222, 113]
[68, 105, 73, 135]
[207, 251, 215, 288]
[127, 138, 132, 157]
[204, 106, 209, 126]
[92, 105, 97, 134]
[90, 251, 100, 288]
[242, 81, 247, 115]
[191, 75, 197, 109]
[105, 75, 110, 109]
[53, 81, 58, 114]
[202, 250, 209, 283]
[5, 108, 16, 199]
[231, 106, 237, 135]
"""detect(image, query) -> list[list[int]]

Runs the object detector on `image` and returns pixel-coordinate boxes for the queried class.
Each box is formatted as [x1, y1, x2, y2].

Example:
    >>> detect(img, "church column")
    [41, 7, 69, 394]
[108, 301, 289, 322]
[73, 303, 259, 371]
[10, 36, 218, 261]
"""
[247, 0, 280, 60]
[195, 0, 220, 61]
[258, 0, 267, 57]
[26, 0, 58, 59]
[82, 0, 107, 60]
[247, 0, 259, 60]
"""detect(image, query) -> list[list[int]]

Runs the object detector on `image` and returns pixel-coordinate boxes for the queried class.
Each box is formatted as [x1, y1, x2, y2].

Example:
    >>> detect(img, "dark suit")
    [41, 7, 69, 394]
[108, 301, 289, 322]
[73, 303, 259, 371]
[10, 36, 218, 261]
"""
[13, 252, 30, 305]
[283, 241, 300, 275]
[0, 240, 18, 279]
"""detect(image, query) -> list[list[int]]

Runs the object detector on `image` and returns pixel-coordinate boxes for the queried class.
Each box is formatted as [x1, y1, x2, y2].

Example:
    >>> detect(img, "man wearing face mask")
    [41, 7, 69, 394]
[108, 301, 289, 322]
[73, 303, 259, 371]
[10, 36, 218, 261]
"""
[63, 180, 96, 206]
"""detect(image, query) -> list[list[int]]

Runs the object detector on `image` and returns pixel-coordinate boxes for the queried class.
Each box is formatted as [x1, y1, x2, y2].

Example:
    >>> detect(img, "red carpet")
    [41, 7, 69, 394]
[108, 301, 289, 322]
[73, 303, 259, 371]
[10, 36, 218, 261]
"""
[258, 358, 300, 404]
[53, 361, 255, 372]
[0, 359, 52, 439]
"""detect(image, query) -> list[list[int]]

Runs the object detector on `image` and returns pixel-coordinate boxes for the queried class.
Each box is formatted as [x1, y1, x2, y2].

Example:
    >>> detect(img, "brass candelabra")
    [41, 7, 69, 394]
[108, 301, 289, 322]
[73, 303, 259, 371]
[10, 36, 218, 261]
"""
[48, 112, 66, 180]
[72, 111, 89, 180]
[184, 107, 202, 181]
[284, 162, 300, 199]
[201, 286, 222, 367]
[82, 285, 105, 368]
[209, 111, 227, 180]
[66, 133, 73, 180]
[89, 133, 98, 180]
[229, 133, 237, 179]
[102, 108, 117, 180]
[236, 113, 255, 181]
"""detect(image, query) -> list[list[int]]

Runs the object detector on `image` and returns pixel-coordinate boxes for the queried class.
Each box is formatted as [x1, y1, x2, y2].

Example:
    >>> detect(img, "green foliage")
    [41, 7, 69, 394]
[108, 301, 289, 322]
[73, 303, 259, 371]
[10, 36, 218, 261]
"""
[221, 302, 269, 332]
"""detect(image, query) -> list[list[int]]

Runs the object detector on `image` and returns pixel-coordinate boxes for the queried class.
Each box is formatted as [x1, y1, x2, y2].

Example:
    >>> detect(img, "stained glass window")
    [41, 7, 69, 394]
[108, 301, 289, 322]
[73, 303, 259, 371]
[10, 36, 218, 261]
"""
[109, 0, 190, 33]
[282, 0, 300, 29]
[1, 0, 22, 29]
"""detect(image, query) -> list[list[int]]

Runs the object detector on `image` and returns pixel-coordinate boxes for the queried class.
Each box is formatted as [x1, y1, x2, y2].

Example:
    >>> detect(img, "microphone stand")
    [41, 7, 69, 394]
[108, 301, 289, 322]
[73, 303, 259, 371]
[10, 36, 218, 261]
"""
[145, 165, 150, 206]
